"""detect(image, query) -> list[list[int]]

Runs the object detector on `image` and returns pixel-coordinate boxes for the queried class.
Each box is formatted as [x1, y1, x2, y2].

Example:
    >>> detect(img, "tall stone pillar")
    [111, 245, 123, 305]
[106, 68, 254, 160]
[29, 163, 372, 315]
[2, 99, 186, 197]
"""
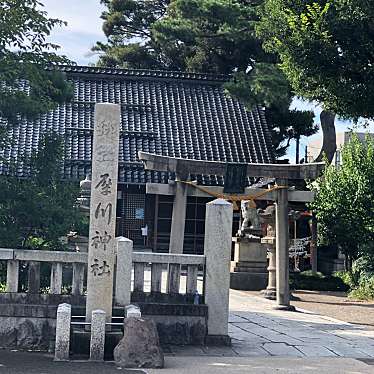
[169, 175, 188, 254]
[275, 179, 293, 310]
[204, 199, 233, 342]
[86, 103, 121, 324]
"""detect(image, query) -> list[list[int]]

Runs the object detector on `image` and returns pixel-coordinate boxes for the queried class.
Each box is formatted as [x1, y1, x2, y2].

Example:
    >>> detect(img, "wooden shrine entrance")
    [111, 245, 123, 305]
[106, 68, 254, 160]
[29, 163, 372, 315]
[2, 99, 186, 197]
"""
[138, 151, 324, 310]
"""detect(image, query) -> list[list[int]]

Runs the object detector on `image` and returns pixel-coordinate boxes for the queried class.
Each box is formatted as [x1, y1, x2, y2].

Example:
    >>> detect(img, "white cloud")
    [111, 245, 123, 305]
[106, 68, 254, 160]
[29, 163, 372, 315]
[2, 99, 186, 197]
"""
[42, 0, 106, 36]
[40, 0, 107, 65]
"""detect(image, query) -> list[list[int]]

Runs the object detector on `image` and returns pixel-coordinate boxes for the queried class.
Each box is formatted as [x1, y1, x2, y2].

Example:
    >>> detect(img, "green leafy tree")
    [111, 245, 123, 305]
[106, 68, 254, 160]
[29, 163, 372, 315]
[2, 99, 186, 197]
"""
[310, 134, 374, 269]
[94, 0, 173, 70]
[0, 133, 84, 250]
[0, 0, 73, 149]
[257, 0, 374, 160]
[94, 0, 317, 158]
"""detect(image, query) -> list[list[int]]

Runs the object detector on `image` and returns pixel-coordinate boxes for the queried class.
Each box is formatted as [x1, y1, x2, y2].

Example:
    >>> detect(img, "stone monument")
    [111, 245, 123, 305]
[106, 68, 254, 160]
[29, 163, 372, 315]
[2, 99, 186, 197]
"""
[114, 317, 164, 368]
[86, 103, 121, 324]
[230, 200, 268, 291]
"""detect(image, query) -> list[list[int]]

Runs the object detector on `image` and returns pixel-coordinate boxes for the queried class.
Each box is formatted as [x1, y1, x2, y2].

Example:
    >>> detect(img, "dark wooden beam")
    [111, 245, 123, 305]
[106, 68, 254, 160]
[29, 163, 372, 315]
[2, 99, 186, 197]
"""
[138, 152, 324, 180]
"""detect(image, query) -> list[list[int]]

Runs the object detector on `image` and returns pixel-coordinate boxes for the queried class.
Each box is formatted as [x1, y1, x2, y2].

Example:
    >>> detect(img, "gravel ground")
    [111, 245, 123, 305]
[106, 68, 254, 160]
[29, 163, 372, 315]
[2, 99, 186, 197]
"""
[291, 290, 374, 328]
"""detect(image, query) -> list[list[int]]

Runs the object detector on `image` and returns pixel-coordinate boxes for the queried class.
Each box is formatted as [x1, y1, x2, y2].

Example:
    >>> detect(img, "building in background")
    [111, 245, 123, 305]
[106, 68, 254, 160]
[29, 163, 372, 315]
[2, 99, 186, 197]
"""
[307, 132, 374, 166]
[0, 66, 274, 254]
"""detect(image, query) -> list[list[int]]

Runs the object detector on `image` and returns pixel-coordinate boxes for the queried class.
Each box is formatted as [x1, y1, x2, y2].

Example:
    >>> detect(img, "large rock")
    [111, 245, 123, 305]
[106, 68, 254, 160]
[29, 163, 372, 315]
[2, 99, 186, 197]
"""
[114, 318, 164, 368]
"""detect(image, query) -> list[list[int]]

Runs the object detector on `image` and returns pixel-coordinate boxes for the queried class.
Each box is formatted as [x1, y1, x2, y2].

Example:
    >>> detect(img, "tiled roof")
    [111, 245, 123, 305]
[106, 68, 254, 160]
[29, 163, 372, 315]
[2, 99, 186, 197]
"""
[0, 65, 274, 185]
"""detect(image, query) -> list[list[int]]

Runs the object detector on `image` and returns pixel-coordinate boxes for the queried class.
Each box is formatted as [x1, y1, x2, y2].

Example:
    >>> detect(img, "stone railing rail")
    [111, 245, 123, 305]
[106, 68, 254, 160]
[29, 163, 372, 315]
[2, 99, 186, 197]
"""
[114, 237, 205, 305]
[0, 246, 205, 301]
[133, 252, 205, 295]
[0, 248, 87, 295]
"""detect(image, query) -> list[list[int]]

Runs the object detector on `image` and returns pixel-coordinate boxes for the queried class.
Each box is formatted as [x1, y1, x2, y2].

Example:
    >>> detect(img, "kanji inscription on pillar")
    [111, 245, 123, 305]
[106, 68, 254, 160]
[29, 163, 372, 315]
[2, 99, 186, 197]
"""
[86, 103, 120, 323]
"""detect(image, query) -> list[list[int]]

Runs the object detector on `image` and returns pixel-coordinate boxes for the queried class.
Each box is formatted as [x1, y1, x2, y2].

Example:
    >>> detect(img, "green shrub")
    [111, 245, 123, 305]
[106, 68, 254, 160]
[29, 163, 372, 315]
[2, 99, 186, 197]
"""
[334, 270, 358, 289]
[290, 270, 349, 292]
[334, 257, 374, 301]
[349, 276, 374, 301]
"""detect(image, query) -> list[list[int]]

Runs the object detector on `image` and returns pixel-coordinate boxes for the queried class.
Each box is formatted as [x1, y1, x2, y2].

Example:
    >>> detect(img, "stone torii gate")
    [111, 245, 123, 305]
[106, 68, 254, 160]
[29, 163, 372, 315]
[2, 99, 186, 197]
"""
[138, 151, 324, 310]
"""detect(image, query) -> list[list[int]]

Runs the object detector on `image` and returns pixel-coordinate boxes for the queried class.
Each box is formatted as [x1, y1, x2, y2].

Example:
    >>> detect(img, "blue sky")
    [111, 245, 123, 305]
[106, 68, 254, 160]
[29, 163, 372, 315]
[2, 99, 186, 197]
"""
[43, 0, 106, 65]
[43, 0, 374, 161]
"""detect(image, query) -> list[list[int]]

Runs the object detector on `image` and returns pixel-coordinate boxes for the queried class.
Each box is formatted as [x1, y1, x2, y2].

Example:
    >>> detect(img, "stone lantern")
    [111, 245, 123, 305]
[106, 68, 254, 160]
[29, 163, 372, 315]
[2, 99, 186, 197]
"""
[259, 204, 276, 300]
[68, 174, 92, 253]
[77, 174, 92, 217]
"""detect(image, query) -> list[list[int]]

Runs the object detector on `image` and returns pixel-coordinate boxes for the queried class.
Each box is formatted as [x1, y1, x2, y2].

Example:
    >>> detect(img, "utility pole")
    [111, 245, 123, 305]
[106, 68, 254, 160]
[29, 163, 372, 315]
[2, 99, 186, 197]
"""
[295, 137, 300, 164]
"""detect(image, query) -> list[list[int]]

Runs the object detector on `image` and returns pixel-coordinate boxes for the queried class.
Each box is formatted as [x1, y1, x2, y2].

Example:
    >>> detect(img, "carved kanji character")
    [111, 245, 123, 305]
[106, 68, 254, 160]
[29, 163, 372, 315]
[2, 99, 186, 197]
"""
[95, 173, 112, 195]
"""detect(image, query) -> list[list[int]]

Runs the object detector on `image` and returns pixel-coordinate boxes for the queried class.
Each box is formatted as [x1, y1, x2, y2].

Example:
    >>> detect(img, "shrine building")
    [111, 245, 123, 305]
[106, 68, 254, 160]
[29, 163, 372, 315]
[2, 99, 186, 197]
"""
[0, 66, 274, 254]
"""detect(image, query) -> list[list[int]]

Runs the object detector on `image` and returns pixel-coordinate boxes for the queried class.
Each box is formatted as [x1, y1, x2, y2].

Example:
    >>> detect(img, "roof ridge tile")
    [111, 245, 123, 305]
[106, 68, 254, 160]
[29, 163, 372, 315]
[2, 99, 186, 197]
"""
[56, 65, 229, 83]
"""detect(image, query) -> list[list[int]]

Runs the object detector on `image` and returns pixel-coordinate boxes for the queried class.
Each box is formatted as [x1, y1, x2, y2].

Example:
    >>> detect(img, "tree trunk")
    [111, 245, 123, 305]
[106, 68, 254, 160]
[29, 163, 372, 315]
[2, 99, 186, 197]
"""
[314, 110, 336, 163]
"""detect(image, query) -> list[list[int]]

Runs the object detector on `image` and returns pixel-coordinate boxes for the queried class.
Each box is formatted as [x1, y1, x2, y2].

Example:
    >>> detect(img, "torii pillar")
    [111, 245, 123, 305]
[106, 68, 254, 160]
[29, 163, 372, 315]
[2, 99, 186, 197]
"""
[169, 173, 188, 254]
[138, 152, 324, 309]
[275, 178, 290, 308]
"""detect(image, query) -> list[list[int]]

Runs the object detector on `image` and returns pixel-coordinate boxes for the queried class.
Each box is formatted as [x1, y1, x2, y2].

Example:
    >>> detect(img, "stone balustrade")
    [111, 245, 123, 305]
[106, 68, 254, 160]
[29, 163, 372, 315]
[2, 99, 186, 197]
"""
[115, 237, 206, 305]
[0, 247, 205, 301]
[1, 204, 231, 346]
[0, 249, 87, 295]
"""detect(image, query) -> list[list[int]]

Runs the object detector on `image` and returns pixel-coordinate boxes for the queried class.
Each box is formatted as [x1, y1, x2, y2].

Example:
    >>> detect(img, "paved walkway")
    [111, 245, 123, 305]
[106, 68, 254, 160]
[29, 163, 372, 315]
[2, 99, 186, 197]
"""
[164, 290, 374, 359]
[227, 290, 374, 358]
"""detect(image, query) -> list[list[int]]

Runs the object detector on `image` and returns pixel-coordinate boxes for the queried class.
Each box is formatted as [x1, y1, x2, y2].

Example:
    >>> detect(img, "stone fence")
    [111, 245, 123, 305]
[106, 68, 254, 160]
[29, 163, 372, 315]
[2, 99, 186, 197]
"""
[0, 199, 233, 350]
[0, 246, 205, 303]
[0, 249, 87, 295]
[115, 238, 206, 305]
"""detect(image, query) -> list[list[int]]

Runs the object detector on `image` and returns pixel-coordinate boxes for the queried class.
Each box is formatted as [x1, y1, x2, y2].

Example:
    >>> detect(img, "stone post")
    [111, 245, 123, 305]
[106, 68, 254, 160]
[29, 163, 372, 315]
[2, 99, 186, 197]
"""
[125, 304, 141, 318]
[50, 263, 63, 294]
[86, 103, 121, 324]
[6, 260, 19, 293]
[90, 309, 106, 361]
[204, 199, 233, 340]
[72, 263, 85, 295]
[169, 175, 188, 254]
[275, 179, 293, 310]
[115, 237, 133, 306]
[54, 303, 71, 361]
[28, 261, 40, 294]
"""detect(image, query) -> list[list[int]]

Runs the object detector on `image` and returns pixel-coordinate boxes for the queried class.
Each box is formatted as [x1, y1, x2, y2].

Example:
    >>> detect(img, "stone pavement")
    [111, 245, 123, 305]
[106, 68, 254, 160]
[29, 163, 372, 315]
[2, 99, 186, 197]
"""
[144, 270, 374, 359]
[228, 290, 374, 359]
[163, 289, 374, 359]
